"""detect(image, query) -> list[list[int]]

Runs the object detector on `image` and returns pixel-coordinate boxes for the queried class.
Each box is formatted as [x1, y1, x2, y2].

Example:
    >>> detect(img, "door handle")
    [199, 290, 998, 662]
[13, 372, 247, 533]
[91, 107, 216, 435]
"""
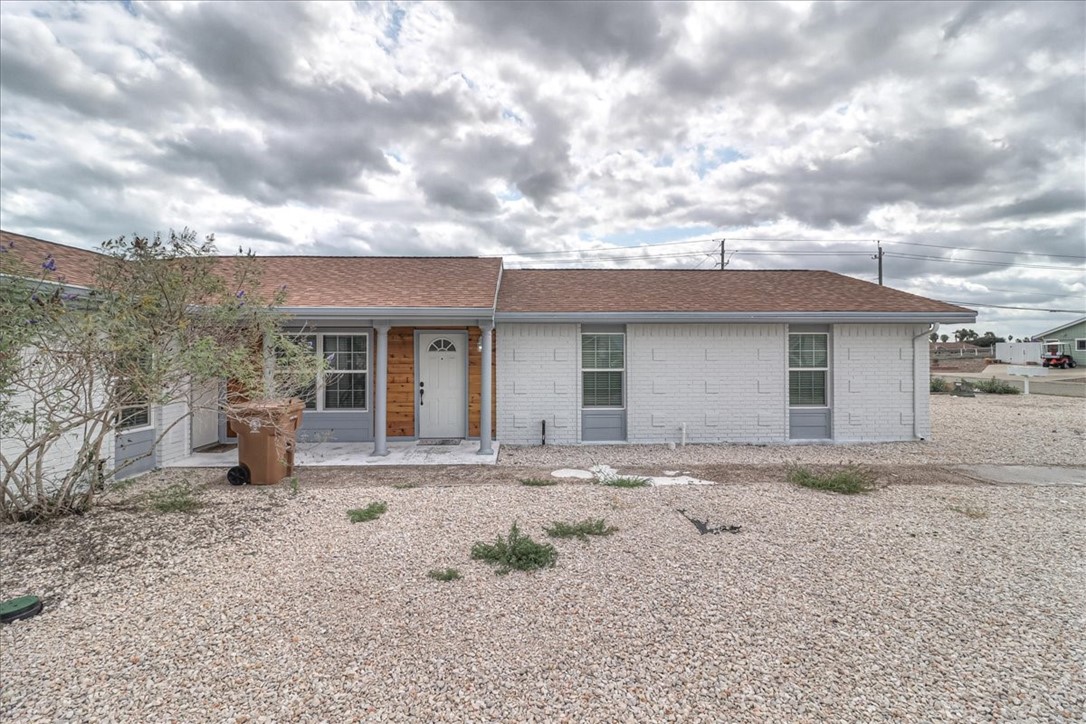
[419, 381, 424, 406]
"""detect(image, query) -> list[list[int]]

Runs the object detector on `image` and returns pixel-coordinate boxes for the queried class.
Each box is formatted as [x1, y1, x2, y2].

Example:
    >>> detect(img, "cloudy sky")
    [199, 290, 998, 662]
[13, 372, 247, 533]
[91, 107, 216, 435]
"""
[1, 0, 1083, 339]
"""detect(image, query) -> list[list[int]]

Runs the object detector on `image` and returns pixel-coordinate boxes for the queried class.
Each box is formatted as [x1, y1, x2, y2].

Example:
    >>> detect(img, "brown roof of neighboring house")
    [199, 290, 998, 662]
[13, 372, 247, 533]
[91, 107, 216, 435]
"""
[496, 269, 972, 315]
[0, 230, 104, 288]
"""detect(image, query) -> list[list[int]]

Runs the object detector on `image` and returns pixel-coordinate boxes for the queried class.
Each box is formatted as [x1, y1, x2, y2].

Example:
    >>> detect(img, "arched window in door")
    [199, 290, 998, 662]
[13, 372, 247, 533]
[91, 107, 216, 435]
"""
[427, 338, 456, 352]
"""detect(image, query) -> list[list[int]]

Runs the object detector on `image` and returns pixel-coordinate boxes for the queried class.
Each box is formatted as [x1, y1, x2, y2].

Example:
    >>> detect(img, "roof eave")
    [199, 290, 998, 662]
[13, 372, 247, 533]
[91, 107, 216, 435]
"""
[494, 311, 978, 324]
[279, 306, 495, 322]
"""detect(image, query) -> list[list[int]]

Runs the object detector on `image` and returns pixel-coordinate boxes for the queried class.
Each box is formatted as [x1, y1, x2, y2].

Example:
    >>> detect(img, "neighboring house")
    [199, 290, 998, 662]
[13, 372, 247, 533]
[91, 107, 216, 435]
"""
[1031, 316, 1086, 367]
[2, 231, 976, 477]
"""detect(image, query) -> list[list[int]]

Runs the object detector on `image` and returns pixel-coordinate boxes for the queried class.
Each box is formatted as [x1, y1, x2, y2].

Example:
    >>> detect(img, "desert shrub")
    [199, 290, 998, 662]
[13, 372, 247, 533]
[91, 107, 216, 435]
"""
[347, 501, 387, 523]
[471, 522, 557, 574]
[149, 484, 202, 514]
[972, 377, 1020, 394]
[786, 464, 878, 495]
[520, 478, 558, 487]
[603, 476, 650, 488]
[427, 568, 462, 581]
[545, 518, 617, 540]
[930, 377, 950, 393]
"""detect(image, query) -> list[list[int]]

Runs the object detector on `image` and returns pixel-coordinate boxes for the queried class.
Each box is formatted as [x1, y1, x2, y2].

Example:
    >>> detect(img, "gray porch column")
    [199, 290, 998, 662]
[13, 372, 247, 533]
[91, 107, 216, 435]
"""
[478, 321, 494, 455]
[372, 323, 390, 456]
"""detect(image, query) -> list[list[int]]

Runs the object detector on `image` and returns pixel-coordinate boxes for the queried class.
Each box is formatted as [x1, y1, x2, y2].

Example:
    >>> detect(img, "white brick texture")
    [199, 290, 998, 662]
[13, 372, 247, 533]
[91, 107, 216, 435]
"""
[497, 323, 580, 444]
[832, 324, 930, 442]
[626, 324, 787, 444]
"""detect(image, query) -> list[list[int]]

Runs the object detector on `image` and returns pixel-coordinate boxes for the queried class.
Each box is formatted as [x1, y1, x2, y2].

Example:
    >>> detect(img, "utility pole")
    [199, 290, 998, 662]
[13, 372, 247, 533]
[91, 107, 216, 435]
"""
[720, 239, 726, 270]
[872, 240, 884, 285]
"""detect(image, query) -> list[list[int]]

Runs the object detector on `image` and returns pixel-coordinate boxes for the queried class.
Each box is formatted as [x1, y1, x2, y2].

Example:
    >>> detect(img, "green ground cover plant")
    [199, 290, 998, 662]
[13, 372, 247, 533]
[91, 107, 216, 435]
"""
[471, 522, 557, 574]
[545, 518, 617, 540]
[519, 478, 558, 487]
[347, 501, 387, 523]
[787, 464, 878, 495]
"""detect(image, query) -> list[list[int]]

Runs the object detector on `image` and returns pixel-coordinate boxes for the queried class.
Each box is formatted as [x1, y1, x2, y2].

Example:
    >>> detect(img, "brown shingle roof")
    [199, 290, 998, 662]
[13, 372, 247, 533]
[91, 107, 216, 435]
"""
[1, 230, 503, 309]
[251, 256, 502, 308]
[0, 230, 104, 288]
[1, 230, 972, 316]
[496, 269, 972, 315]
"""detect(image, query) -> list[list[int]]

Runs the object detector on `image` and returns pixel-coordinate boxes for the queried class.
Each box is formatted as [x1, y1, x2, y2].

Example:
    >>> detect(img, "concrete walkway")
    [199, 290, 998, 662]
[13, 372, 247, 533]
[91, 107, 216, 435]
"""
[954, 465, 1086, 487]
[164, 440, 500, 468]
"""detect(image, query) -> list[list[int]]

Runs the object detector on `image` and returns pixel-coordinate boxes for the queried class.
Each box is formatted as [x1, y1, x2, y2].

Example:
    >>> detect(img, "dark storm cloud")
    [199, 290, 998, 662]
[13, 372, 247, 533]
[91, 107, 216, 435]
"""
[159, 124, 391, 202]
[417, 173, 499, 215]
[451, 0, 683, 74]
[977, 189, 1086, 223]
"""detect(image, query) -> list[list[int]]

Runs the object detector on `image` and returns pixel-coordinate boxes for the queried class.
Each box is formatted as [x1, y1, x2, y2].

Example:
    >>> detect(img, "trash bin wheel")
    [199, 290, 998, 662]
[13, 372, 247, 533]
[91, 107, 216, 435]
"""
[227, 464, 251, 486]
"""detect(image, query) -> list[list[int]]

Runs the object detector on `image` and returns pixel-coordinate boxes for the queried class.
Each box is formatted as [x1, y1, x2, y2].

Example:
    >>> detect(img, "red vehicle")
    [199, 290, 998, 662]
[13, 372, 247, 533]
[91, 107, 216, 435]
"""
[1041, 340, 1077, 368]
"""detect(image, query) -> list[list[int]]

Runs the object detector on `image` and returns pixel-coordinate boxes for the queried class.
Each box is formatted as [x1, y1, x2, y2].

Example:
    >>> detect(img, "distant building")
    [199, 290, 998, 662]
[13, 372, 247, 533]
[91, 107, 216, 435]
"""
[1032, 317, 1086, 367]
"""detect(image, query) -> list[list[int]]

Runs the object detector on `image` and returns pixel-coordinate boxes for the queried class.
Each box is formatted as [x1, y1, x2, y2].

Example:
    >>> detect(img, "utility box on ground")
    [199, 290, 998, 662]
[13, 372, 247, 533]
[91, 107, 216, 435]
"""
[226, 399, 305, 485]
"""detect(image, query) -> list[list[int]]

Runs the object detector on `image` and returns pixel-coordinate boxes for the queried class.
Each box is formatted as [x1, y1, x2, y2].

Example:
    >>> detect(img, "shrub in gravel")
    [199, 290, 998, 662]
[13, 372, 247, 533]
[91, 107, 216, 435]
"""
[471, 522, 557, 574]
[930, 377, 950, 393]
[520, 478, 558, 487]
[603, 476, 650, 488]
[347, 501, 388, 523]
[427, 567, 462, 581]
[545, 518, 617, 540]
[148, 484, 202, 514]
[787, 464, 878, 495]
[972, 377, 1021, 394]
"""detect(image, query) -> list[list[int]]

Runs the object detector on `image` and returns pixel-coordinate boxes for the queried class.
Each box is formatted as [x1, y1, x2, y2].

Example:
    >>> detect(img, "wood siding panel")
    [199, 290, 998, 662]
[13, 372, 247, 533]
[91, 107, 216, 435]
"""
[384, 326, 496, 438]
[386, 327, 416, 437]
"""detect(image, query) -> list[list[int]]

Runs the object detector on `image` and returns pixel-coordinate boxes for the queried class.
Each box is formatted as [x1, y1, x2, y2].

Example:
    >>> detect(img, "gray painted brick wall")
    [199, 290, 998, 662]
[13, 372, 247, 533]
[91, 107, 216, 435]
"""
[497, 323, 580, 444]
[833, 323, 930, 442]
[626, 323, 787, 444]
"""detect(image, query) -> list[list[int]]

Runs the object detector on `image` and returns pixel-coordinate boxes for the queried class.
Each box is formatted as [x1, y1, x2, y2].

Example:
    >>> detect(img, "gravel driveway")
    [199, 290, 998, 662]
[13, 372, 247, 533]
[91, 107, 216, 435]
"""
[2, 477, 1084, 722]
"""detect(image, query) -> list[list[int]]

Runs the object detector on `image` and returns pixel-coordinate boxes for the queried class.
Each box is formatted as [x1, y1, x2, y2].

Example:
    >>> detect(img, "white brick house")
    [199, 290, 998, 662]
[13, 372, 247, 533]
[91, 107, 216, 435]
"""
[4, 231, 977, 484]
[493, 269, 974, 445]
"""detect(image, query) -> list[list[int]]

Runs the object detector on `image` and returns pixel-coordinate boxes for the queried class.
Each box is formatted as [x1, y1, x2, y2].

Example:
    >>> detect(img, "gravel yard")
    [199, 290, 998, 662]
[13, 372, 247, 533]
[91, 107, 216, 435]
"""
[2, 476, 1084, 722]
[500, 394, 1086, 468]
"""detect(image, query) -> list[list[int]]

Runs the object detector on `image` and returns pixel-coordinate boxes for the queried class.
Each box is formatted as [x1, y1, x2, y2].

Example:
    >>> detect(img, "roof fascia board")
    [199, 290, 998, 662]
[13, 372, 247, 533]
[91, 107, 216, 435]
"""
[494, 311, 977, 324]
[279, 306, 494, 318]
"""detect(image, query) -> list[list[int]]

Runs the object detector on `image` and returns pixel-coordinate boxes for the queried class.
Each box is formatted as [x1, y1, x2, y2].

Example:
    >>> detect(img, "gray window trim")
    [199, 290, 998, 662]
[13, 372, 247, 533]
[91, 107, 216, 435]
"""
[788, 331, 830, 409]
[315, 332, 371, 412]
[581, 331, 626, 410]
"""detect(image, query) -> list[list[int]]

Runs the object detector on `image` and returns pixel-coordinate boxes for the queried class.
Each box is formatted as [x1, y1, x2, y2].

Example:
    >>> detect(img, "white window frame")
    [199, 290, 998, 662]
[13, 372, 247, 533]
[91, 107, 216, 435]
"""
[1076, 338, 1086, 352]
[117, 404, 152, 431]
[581, 332, 625, 410]
[116, 353, 153, 431]
[788, 332, 830, 408]
[286, 332, 370, 412]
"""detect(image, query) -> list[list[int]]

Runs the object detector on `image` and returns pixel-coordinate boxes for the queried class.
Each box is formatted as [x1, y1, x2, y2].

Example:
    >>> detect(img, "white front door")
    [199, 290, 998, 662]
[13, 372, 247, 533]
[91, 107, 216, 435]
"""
[418, 332, 466, 438]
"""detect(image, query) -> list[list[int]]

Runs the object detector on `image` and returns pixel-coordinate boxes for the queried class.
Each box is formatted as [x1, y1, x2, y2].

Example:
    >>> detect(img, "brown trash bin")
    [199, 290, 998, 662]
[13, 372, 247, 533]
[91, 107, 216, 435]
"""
[226, 398, 305, 485]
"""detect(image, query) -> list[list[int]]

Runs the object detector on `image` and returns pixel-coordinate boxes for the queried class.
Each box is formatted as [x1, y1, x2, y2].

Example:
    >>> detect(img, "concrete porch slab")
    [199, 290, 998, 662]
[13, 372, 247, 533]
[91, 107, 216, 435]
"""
[163, 440, 500, 468]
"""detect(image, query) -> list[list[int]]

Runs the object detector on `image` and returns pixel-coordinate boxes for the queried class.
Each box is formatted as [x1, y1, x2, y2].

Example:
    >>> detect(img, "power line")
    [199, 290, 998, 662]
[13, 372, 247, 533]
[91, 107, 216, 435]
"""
[939, 300, 1086, 313]
[885, 252, 1080, 271]
[888, 239, 1086, 261]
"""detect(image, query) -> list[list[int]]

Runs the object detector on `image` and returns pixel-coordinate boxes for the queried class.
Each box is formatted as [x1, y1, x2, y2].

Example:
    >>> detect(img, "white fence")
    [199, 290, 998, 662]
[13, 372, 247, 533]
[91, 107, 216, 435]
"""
[993, 342, 1043, 365]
